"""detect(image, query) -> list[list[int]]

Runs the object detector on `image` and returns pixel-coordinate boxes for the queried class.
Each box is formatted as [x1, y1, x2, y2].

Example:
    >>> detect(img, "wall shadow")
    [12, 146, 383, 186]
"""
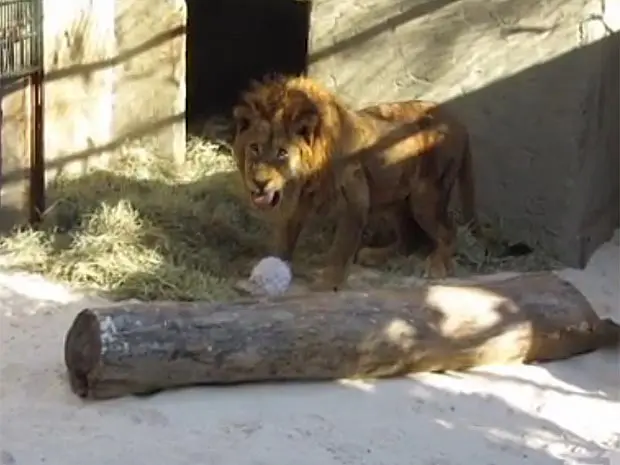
[1, 112, 186, 188]
[318, 31, 619, 268]
[1, 26, 186, 98]
[452, 32, 618, 267]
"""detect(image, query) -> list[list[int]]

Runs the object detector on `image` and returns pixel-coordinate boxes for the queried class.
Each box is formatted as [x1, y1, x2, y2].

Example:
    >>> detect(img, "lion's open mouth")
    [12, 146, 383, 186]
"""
[251, 190, 281, 209]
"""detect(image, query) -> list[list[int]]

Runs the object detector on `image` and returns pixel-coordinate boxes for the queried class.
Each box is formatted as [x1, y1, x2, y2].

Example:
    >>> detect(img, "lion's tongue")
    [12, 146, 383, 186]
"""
[253, 191, 275, 206]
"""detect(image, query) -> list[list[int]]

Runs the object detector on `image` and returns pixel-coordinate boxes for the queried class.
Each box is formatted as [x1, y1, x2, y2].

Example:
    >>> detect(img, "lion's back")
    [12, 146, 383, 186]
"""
[351, 99, 471, 208]
[360, 100, 465, 132]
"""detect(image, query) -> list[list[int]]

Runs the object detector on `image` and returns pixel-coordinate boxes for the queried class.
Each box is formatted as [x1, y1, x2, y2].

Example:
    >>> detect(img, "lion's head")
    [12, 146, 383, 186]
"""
[231, 75, 336, 212]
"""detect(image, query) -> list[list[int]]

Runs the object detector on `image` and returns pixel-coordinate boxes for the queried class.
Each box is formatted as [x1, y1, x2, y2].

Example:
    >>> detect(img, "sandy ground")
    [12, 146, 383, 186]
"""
[0, 232, 618, 465]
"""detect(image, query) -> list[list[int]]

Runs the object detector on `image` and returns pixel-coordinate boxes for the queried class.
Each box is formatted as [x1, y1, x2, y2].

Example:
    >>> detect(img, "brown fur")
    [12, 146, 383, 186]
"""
[232, 74, 486, 291]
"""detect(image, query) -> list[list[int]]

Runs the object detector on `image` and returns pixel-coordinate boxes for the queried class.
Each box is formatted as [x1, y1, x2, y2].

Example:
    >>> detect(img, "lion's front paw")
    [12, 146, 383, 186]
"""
[310, 268, 345, 292]
[309, 279, 339, 292]
[423, 253, 453, 280]
[356, 246, 390, 267]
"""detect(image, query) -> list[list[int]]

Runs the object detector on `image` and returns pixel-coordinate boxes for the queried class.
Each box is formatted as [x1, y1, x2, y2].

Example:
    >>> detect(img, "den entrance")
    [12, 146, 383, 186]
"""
[185, 0, 311, 135]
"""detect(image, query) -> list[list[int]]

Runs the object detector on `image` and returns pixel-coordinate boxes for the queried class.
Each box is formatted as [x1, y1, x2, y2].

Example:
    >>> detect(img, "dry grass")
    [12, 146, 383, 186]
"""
[0, 136, 562, 301]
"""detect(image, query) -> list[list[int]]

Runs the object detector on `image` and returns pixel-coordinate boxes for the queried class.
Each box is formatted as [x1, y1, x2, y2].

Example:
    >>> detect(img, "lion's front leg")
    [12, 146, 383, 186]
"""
[315, 210, 367, 291]
[272, 211, 306, 263]
[314, 166, 370, 292]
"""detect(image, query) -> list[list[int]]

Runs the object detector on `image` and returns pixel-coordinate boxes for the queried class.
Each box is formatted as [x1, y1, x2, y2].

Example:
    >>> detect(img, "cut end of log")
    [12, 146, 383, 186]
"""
[64, 309, 102, 398]
[596, 318, 620, 348]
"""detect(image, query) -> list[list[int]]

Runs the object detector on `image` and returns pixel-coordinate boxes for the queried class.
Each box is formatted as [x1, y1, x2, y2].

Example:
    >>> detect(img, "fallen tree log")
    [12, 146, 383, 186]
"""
[64, 272, 619, 400]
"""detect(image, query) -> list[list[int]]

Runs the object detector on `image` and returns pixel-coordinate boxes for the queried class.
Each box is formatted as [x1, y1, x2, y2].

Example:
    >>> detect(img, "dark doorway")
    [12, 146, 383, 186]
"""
[186, 0, 311, 125]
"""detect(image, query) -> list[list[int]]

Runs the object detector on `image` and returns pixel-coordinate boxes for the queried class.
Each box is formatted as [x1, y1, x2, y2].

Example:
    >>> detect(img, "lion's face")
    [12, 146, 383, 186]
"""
[232, 82, 321, 212]
[238, 121, 309, 211]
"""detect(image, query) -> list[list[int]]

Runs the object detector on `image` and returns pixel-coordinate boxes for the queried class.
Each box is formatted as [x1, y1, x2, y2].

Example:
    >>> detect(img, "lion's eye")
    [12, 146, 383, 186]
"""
[249, 143, 260, 155]
[276, 148, 288, 160]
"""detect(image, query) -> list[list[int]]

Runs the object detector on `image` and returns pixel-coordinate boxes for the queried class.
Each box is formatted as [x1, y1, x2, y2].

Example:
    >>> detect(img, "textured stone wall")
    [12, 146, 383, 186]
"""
[0, 76, 32, 230]
[0, 0, 186, 229]
[114, 0, 186, 164]
[309, 0, 619, 267]
[42, 0, 117, 180]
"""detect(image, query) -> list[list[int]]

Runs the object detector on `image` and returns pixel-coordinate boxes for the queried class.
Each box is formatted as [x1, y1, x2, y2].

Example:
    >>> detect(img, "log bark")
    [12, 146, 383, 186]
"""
[64, 272, 619, 400]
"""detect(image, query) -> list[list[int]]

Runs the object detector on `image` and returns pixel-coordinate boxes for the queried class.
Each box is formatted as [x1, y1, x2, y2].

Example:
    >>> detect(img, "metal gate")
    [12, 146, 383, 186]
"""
[0, 0, 44, 224]
[0, 0, 42, 79]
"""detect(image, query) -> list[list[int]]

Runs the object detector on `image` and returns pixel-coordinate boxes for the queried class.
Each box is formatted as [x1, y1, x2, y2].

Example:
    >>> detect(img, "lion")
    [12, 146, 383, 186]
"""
[231, 74, 493, 291]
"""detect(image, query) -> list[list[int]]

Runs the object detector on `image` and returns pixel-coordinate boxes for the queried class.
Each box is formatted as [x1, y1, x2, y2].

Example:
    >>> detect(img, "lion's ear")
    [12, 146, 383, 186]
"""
[233, 104, 253, 134]
[287, 89, 320, 143]
[291, 105, 319, 143]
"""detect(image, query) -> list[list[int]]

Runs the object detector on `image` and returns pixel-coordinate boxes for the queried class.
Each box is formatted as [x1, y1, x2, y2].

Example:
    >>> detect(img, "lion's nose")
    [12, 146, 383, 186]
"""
[252, 179, 269, 193]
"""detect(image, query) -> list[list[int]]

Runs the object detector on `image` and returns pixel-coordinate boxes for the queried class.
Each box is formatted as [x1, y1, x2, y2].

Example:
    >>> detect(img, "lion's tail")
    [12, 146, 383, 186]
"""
[457, 135, 482, 236]
[458, 136, 533, 258]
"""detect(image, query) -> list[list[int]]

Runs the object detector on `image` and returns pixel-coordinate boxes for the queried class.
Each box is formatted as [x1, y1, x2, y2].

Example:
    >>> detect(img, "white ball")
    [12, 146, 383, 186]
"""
[248, 256, 293, 296]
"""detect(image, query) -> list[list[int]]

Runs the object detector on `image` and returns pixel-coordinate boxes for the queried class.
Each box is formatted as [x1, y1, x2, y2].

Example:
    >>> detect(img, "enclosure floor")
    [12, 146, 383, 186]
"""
[0, 231, 618, 465]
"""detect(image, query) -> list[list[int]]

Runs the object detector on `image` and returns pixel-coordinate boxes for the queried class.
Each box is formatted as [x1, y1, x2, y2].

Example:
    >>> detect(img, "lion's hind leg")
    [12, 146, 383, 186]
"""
[357, 202, 435, 267]
[407, 180, 457, 279]
[356, 242, 401, 267]
[357, 205, 407, 267]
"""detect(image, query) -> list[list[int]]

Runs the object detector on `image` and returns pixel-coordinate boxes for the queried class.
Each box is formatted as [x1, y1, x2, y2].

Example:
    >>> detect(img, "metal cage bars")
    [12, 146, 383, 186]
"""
[0, 0, 42, 79]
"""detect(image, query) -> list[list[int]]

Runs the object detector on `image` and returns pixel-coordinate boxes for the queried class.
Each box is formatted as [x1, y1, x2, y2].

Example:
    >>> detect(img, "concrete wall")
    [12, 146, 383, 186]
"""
[114, 0, 186, 164]
[0, 0, 186, 229]
[309, 0, 619, 267]
[0, 76, 33, 230]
